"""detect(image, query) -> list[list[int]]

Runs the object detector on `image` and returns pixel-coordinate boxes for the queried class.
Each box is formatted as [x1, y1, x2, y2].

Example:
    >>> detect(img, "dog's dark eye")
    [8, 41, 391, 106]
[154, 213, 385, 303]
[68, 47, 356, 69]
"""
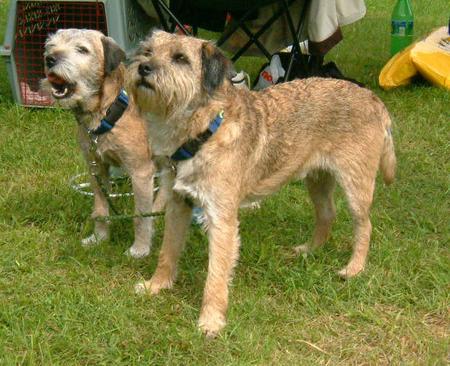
[76, 46, 89, 54]
[143, 49, 153, 57]
[172, 53, 189, 64]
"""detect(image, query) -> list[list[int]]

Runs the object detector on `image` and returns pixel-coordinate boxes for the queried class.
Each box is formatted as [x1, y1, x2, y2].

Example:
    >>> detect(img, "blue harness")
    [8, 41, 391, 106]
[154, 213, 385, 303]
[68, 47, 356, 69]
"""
[90, 88, 129, 135]
[171, 111, 224, 161]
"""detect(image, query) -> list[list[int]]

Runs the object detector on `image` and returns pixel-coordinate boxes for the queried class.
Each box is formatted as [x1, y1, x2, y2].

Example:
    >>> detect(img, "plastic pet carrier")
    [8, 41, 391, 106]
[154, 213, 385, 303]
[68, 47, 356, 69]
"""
[1, 0, 154, 107]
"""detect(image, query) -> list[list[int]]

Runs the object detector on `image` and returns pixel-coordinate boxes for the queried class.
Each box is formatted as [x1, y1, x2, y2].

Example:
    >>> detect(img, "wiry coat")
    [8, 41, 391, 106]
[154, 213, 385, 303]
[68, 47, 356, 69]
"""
[128, 30, 396, 336]
[42, 29, 166, 258]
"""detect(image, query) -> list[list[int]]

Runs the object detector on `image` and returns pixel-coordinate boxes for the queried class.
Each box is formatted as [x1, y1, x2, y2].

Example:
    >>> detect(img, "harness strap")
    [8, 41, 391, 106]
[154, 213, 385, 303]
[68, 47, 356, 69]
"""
[171, 111, 224, 161]
[90, 89, 129, 135]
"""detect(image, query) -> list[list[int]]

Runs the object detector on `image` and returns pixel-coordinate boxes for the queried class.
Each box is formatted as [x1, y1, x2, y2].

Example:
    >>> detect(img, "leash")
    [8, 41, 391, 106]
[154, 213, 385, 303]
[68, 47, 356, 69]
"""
[93, 211, 165, 222]
[79, 104, 225, 222]
[88, 137, 166, 221]
[76, 88, 165, 223]
[85, 136, 165, 222]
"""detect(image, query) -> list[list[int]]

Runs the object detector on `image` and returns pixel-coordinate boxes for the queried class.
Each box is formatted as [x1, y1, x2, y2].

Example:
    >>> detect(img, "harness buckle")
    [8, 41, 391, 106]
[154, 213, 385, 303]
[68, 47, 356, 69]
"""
[169, 160, 177, 173]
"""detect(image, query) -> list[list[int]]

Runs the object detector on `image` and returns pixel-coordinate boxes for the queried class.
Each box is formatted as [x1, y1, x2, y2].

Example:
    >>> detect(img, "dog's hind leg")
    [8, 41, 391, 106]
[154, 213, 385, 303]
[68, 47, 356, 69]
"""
[337, 171, 376, 279]
[126, 161, 156, 258]
[135, 190, 192, 295]
[294, 171, 336, 255]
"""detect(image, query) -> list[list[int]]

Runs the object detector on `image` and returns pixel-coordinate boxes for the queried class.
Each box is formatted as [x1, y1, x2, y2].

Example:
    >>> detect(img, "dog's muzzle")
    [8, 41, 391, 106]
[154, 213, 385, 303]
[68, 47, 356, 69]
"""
[46, 72, 75, 99]
[137, 78, 154, 90]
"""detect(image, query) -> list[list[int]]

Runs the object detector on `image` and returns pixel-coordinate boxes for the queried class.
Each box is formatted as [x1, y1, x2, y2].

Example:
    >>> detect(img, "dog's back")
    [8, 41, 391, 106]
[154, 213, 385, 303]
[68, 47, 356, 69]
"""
[225, 78, 396, 194]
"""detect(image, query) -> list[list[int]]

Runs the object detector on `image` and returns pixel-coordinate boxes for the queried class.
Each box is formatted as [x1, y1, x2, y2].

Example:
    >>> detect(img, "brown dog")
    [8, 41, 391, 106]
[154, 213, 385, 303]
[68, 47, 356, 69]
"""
[41, 29, 166, 258]
[128, 30, 396, 336]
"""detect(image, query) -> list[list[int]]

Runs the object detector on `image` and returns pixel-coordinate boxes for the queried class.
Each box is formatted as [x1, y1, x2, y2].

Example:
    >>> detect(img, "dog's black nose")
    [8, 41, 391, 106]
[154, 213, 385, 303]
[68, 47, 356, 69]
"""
[45, 55, 57, 69]
[138, 62, 153, 77]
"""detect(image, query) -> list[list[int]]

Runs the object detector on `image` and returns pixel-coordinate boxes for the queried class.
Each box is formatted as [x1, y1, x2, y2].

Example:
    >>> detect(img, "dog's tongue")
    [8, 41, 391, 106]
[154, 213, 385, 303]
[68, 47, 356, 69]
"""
[47, 73, 66, 85]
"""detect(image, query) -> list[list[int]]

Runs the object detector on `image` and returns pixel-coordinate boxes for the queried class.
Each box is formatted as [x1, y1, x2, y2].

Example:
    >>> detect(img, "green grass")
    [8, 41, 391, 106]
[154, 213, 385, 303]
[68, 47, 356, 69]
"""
[1, 0, 449, 364]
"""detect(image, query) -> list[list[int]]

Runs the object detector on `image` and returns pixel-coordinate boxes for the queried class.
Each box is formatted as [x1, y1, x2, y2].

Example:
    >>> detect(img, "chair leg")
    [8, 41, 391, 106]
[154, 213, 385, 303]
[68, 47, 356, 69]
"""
[151, 0, 313, 74]
[151, 0, 193, 34]
[308, 55, 324, 75]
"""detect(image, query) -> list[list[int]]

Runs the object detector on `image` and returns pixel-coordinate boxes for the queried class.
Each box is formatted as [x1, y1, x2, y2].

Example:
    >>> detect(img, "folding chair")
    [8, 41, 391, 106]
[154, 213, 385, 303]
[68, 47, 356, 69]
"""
[150, 0, 313, 82]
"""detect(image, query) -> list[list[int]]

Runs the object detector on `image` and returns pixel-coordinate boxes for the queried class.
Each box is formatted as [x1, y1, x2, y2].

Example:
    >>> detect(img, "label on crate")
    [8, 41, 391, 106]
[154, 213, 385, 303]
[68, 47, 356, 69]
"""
[16, 3, 62, 38]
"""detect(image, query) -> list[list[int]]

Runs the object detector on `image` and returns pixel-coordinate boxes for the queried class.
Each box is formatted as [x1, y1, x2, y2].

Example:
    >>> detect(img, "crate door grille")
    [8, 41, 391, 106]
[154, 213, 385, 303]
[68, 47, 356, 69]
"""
[13, 1, 108, 106]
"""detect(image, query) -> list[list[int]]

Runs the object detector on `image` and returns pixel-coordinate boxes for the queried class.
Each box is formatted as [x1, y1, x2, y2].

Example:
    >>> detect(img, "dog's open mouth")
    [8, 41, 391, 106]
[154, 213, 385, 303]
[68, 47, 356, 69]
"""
[137, 78, 155, 91]
[47, 73, 75, 99]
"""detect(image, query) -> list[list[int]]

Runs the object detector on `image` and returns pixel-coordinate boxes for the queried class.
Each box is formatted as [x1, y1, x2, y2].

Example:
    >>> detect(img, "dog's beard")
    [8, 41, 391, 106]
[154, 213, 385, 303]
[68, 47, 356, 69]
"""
[42, 64, 100, 109]
[132, 71, 199, 120]
[54, 81, 93, 109]
[135, 87, 159, 112]
[41, 79, 93, 109]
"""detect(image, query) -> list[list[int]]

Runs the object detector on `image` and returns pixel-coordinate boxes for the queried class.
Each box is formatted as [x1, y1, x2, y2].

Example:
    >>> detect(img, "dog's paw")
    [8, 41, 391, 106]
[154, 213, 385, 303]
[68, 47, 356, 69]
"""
[134, 276, 173, 296]
[134, 281, 149, 295]
[125, 244, 150, 259]
[337, 264, 364, 279]
[293, 244, 310, 256]
[81, 233, 107, 247]
[240, 201, 261, 210]
[198, 310, 226, 338]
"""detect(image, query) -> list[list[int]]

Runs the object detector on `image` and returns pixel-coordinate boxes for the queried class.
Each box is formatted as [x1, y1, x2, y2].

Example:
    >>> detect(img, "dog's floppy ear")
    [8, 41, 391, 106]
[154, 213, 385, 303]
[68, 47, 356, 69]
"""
[146, 27, 158, 40]
[101, 36, 126, 75]
[201, 42, 231, 95]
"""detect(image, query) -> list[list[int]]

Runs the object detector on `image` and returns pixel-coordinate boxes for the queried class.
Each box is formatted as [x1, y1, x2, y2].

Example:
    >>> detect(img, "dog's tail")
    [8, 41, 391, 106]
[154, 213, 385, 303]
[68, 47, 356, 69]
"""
[379, 111, 396, 185]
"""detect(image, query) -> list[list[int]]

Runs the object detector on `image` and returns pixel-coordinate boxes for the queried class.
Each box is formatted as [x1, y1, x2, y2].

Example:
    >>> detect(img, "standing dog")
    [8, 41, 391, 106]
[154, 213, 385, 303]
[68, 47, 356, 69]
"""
[128, 30, 396, 336]
[42, 29, 163, 258]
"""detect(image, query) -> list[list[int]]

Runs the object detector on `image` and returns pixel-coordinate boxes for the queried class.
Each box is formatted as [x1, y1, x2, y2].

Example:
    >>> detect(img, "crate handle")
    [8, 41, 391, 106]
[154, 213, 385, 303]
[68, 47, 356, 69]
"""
[0, 45, 12, 56]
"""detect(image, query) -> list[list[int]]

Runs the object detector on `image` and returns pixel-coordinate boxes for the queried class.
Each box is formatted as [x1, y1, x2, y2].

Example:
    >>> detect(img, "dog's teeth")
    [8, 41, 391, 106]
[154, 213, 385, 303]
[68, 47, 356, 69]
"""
[52, 86, 69, 97]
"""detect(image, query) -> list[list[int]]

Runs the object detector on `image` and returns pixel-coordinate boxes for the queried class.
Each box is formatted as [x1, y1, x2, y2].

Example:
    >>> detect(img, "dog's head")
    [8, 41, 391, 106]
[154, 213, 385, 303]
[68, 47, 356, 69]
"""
[127, 30, 232, 117]
[41, 29, 125, 109]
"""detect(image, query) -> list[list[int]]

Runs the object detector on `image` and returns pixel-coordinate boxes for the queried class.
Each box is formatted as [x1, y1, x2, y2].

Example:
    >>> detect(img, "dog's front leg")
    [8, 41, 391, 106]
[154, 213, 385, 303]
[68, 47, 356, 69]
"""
[152, 162, 171, 213]
[78, 128, 110, 246]
[198, 206, 240, 337]
[82, 160, 111, 246]
[126, 161, 156, 258]
[153, 157, 175, 212]
[135, 190, 192, 295]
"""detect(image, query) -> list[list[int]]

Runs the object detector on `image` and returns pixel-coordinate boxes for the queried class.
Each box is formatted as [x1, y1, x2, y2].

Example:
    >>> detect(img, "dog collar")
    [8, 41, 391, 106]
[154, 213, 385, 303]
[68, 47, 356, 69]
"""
[90, 88, 129, 135]
[171, 111, 224, 161]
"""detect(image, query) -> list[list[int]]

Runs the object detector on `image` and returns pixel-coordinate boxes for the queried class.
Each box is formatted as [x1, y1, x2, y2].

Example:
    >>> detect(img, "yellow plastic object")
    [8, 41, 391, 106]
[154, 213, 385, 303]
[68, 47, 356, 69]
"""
[411, 27, 450, 89]
[379, 42, 418, 89]
[379, 26, 450, 90]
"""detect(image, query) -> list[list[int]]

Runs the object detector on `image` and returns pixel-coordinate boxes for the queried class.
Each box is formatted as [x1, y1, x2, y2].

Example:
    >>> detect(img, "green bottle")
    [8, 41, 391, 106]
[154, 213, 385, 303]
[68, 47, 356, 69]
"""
[390, 0, 414, 55]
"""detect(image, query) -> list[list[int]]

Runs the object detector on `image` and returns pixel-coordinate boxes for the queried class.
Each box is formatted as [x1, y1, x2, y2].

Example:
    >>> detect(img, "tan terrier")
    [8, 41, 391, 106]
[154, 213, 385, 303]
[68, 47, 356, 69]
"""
[41, 29, 167, 258]
[128, 30, 396, 336]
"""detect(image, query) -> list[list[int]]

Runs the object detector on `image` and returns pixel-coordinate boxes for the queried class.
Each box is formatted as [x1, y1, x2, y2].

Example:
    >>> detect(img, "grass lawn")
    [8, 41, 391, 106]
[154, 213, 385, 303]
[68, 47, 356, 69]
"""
[0, 0, 449, 364]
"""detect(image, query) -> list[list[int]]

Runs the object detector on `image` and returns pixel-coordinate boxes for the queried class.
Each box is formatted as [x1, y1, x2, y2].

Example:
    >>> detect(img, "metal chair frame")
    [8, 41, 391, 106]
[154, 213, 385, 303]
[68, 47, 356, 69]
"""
[150, 0, 311, 82]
